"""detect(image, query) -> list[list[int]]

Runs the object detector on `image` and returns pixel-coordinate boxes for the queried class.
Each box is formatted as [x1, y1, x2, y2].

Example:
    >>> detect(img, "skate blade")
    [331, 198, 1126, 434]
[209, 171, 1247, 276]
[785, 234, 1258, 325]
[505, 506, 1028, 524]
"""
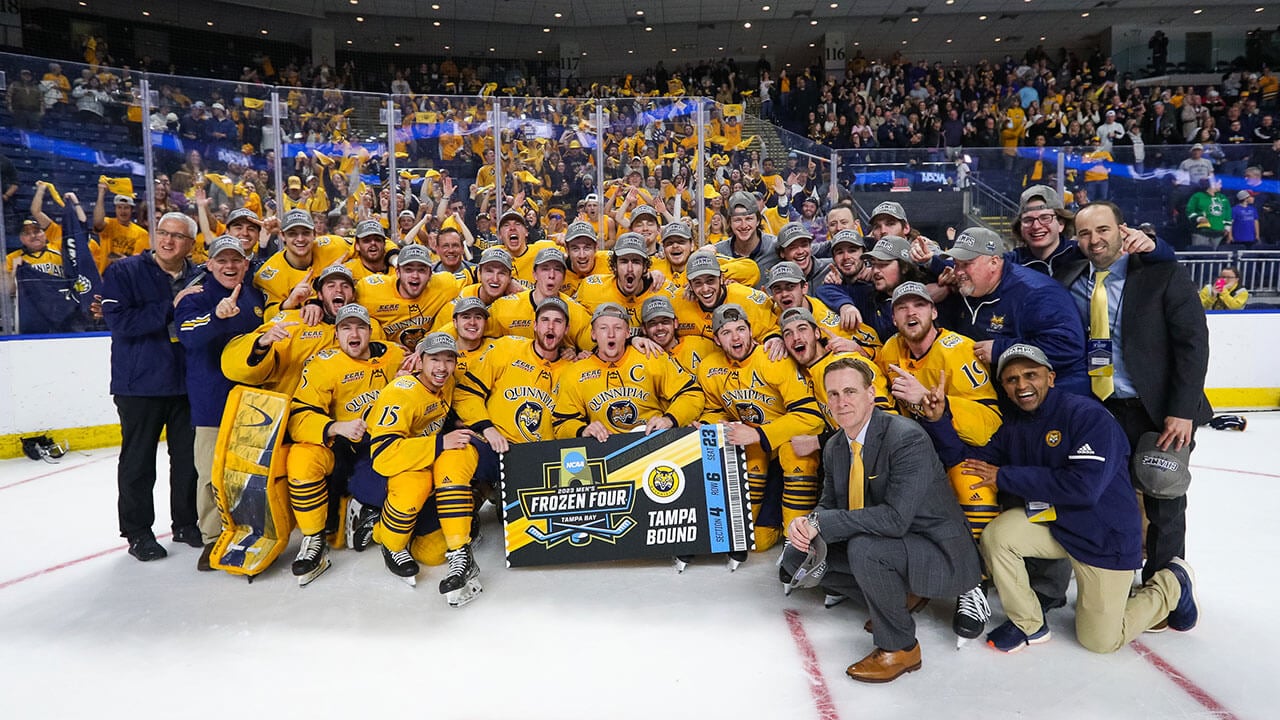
[344, 503, 360, 550]
[296, 556, 331, 587]
[398, 575, 417, 587]
[726, 557, 742, 572]
[446, 579, 483, 607]
[956, 636, 971, 650]
[673, 557, 688, 573]
[824, 594, 847, 608]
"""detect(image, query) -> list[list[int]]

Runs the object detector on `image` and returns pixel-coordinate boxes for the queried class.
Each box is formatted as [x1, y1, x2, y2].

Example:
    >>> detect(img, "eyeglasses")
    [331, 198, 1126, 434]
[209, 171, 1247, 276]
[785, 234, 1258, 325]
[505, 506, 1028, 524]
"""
[155, 229, 194, 242]
[1020, 213, 1058, 227]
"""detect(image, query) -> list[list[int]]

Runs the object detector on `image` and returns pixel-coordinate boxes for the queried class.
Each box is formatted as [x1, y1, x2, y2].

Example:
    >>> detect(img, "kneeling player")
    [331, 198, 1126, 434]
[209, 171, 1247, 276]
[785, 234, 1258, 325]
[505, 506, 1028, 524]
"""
[285, 303, 405, 585]
[366, 333, 482, 606]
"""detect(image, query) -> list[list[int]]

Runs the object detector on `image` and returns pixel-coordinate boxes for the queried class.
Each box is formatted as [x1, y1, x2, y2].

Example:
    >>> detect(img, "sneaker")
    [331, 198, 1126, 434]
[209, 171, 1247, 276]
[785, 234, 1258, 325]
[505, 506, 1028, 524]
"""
[953, 586, 991, 640]
[171, 525, 204, 548]
[1166, 558, 1198, 632]
[986, 619, 1051, 653]
[127, 535, 167, 562]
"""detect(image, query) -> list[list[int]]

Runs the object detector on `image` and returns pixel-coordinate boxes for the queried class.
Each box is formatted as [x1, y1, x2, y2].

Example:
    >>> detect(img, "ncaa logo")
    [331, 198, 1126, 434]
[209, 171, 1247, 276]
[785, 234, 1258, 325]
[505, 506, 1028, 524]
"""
[563, 451, 587, 475]
[642, 462, 685, 504]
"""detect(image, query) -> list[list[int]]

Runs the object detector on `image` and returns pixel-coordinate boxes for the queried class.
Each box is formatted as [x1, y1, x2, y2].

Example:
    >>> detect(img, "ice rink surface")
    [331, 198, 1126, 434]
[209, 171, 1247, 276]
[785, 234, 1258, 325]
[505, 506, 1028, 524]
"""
[1, 413, 1276, 720]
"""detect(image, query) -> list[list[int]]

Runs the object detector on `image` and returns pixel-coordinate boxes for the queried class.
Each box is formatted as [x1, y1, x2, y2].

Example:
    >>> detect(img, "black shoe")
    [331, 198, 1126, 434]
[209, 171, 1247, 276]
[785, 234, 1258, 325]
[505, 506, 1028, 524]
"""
[197, 544, 215, 572]
[172, 525, 204, 548]
[128, 535, 167, 562]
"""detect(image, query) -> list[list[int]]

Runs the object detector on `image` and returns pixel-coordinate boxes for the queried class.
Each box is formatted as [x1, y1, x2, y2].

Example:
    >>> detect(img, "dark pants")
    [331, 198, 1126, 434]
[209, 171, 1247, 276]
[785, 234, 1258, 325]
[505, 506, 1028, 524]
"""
[1106, 397, 1190, 582]
[114, 395, 198, 540]
[783, 536, 917, 652]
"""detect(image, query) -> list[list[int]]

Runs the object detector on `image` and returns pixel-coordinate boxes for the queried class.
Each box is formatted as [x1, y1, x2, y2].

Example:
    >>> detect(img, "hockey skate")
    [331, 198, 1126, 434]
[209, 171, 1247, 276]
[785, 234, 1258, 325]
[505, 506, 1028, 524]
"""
[382, 545, 419, 586]
[346, 498, 379, 552]
[726, 550, 748, 572]
[291, 533, 331, 587]
[953, 585, 991, 648]
[674, 555, 693, 573]
[439, 543, 482, 607]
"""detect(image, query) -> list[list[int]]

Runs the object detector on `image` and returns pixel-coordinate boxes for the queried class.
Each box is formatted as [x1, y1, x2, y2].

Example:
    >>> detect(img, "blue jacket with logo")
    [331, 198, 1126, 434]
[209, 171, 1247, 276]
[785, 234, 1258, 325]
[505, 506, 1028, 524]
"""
[102, 251, 200, 397]
[943, 262, 1089, 396]
[924, 388, 1142, 571]
[176, 277, 267, 426]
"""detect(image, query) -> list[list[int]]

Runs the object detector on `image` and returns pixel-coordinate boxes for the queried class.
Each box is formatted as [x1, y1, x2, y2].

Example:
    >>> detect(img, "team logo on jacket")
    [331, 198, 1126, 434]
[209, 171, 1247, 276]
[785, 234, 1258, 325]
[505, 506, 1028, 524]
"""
[734, 402, 765, 425]
[988, 315, 1005, 332]
[516, 401, 544, 441]
[1045, 430, 1062, 447]
[518, 447, 635, 548]
[607, 400, 639, 428]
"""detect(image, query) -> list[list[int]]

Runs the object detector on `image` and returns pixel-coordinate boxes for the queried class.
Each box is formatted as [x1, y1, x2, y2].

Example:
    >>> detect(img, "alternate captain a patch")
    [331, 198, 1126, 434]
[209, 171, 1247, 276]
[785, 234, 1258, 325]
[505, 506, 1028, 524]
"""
[1045, 430, 1062, 448]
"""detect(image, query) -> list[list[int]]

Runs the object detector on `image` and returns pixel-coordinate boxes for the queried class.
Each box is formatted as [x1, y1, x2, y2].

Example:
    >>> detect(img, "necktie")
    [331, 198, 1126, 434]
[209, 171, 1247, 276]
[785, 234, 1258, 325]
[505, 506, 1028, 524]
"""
[847, 440, 865, 510]
[1089, 269, 1114, 400]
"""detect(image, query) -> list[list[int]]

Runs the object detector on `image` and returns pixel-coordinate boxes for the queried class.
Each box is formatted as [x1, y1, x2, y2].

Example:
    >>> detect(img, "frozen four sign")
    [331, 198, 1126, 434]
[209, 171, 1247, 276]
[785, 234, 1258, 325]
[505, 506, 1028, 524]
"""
[500, 425, 752, 567]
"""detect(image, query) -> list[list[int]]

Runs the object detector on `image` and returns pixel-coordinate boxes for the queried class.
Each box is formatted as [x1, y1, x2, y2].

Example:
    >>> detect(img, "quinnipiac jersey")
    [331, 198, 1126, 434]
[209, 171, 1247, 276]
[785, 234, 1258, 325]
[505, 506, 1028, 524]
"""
[697, 344, 826, 453]
[793, 296, 883, 363]
[507, 240, 561, 291]
[359, 271, 461, 351]
[562, 251, 613, 298]
[454, 336, 570, 443]
[803, 351, 895, 430]
[878, 329, 1001, 446]
[668, 334, 720, 375]
[222, 311, 341, 397]
[254, 237, 351, 316]
[552, 346, 704, 438]
[287, 342, 406, 444]
[651, 254, 760, 291]
[486, 290, 595, 351]
[672, 283, 779, 343]
[367, 373, 457, 478]
[574, 274, 678, 334]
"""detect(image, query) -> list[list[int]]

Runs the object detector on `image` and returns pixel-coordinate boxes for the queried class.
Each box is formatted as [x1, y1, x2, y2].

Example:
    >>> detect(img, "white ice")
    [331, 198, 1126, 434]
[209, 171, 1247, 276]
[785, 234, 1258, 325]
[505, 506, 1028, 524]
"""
[1, 413, 1276, 720]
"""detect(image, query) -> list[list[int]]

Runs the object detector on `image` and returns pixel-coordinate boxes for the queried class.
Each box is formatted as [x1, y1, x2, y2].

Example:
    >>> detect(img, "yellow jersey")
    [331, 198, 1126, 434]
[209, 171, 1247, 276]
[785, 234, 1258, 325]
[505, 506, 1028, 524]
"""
[287, 342, 406, 444]
[367, 373, 458, 477]
[221, 310, 343, 397]
[673, 283, 779, 343]
[878, 329, 1001, 447]
[358, 271, 461, 351]
[508, 240, 561, 291]
[253, 237, 351, 316]
[98, 219, 150, 270]
[455, 336, 570, 443]
[697, 344, 826, 453]
[651, 253, 760, 291]
[574, 274, 678, 334]
[552, 346, 704, 438]
[486, 290, 595, 351]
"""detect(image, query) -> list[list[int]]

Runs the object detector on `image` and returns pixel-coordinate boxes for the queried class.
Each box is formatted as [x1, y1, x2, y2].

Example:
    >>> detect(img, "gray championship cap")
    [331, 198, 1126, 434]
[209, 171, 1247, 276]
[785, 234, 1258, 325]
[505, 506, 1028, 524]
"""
[1131, 431, 1192, 500]
[313, 263, 355, 290]
[728, 191, 758, 213]
[870, 200, 907, 222]
[995, 342, 1053, 377]
[226, 207, 262, 226]
[641, 295, 676, 322]
[207, 235, 249, 259]
[591, 302, 630, 324]
[396, 243, 432, 267]
[829, 228, 865, 250]
[866, 235, 912, 262]
[478, 247, 514, 270]
[776, 222, 814, 249]
[613, 233, 649, 259]
[533, 247, 567, 268]
[564, 220, 598, 244]
[711, 303, 750, 333]
[778, 306, 818, 330]
[498, 207, 527, 226]
[630, 204, 659, 222]
[890, 281, 933, 306]
[686, 252, 722, 280]
[416, 331, 459, 356]
[535, 296, 570, 320]
[281, 208, 315, 231]
[781, 533, 828, 596]
[355, 219, 386, 238]
[1018, 184, 1065, 214]
[114, 194, 136, 206]
[944, 227, 1004, 262]
[452, 296, 490, 317]
[660, 222, 692, 241]
[767, 261, 807, 288]
[334, 303, 372, 327]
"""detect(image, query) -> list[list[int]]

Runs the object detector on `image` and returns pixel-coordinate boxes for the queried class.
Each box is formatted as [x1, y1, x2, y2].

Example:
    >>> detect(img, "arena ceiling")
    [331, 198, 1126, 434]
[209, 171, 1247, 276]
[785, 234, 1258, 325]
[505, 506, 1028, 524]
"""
[28, 0, 1275, 70]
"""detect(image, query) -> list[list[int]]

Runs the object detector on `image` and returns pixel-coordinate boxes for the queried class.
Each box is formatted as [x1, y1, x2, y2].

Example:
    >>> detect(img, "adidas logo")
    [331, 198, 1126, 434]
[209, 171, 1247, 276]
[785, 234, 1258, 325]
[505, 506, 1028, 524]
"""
[1076, 443, 1095, 455]
[969, 492, 984, 502]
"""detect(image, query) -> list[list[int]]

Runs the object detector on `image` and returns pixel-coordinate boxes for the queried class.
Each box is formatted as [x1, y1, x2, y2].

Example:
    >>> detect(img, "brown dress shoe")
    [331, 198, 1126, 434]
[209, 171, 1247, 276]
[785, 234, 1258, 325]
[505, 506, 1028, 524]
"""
[864, 593, 930, 633]
[197, 543, 216, 572]
[846, 642, 922, 683]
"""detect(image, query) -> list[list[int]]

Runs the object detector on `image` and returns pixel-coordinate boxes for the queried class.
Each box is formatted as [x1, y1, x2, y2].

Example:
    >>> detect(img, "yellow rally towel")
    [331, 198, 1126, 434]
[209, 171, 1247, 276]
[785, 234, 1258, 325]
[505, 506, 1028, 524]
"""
[209, 386, 296, 577]
[99, 176, 134, 197]
[242, 96, 265, 110]
[204, 173, 235, 198]
[38, 181, 65, 207]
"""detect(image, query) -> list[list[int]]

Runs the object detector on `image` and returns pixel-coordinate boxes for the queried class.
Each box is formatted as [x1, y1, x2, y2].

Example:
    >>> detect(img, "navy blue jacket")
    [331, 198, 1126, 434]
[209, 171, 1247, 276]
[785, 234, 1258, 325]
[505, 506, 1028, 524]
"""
[102, 251, 200, 397]
[942, 262, 1089, 396]
[815, 279, 890, 339]
[1008, 236, 1176, 278]
[924, 388, 1142, 571]
[176, 277, 266, 426]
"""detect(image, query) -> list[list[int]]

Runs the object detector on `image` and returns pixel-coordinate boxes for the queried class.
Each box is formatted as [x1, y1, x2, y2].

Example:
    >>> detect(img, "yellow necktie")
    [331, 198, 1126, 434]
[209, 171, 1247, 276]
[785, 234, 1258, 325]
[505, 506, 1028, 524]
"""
[847, 440, 865, 511]
[1089, 269, 1114, 401]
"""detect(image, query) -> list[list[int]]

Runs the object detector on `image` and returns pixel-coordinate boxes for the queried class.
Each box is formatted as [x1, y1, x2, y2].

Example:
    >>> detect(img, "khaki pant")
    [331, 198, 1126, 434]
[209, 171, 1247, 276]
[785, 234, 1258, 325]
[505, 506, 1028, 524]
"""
[193, 426, 223, 544]
[981, 509, 1181, 653]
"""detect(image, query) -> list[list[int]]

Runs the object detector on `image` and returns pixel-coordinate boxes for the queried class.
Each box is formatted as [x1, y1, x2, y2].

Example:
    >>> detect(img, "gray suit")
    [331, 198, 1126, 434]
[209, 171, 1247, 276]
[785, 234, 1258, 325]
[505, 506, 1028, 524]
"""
[801, 409, 981, 651]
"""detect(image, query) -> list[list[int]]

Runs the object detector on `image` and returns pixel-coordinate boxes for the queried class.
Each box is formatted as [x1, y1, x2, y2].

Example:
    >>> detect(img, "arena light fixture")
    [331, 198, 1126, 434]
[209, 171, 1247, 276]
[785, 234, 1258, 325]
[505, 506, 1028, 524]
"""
[810, 20, 818, 25]
[431, 3, 440, 9]
[433, 21, 441, 26]
[636, 10, 644, 15]
[945, 0, 954, 4]
[554, 12, 562, 18]
[978, 15, 987, 20]
[394, 42, 401, 47]
[762, 5, 771, 11]
[260, 29, 268, 34]
[142, 10, 149, 16]
[1257, 6, 1265, 11]
[946, 38, 953, 43]
[762, 44, 768, 49]
[646, 26, 653, 31]
[356, 16, 364, 22]
[1081, 11, 1089, 17]
[911, 17, 918, 22]
[543, 27, 550, 32]
[78, 0, 86, 5]
[809, 43, 815, 47]
[743, 21, 751, 28]
[206, 20, 213, 26]
[346, 40, 353, 45]
[831, 3, 839, 7]
[1192, 8, 1203, 14]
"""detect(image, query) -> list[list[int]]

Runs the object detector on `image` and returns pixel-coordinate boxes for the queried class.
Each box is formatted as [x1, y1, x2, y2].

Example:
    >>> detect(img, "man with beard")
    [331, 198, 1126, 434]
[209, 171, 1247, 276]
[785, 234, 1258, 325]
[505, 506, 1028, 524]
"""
[640, 295, 719, 376]
[672, 253, 781, 350]
[767, 261, 880, 360]
[775, 222, 832, 288]
[176, 236, 266, 570]
[854, 236, 931, 342]
[698, 304, 826, 556]
[254, 209, 350, 317]
[575, 233, 678, 333]
[815, 228, 877, 333]
[344, 219, 394, 282]
[940, 227, 1088, 396]
[561, 221, 611, 297]
[497, 207, 559, 290]
[284, 303, 405, 586]
[487, 247, 594, 351]
[650, 222, 759, 290]
[552, 303, 704, 442]
[359, 244, 460, 352]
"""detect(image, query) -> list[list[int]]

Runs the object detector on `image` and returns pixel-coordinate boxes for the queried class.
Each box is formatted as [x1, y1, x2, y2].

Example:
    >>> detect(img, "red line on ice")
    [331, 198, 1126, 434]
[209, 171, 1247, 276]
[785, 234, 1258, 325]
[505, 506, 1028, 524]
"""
[784, 608, 841, 720]
[0, 532, 172, 591]
[1131, 640, 1239, 720]
[0, 454, 116, 491]
[1191, 464, 1280, 479]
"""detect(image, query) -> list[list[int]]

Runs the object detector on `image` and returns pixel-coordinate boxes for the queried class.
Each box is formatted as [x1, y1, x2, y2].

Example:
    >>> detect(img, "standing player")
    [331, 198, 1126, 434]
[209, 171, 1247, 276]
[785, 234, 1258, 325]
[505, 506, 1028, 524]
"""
[359, 244, 460, 352]
[640, 296, 719, 375]
[487, 248, 594, 351]
[650, 222, 759, 290]
[497, 208, 558, 290]
[673, 253, 780, 347]
[766, 261, 880, 360]
[574, 233, 677, 332]
[366, 333, 482, 605]
[254, 209, 350, 317]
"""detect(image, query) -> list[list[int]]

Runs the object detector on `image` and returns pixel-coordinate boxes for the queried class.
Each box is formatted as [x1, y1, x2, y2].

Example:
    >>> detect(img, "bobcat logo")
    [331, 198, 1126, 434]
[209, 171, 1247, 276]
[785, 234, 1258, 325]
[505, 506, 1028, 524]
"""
[607, 400, 639, 428]
[399, 327, 426, 350]
[516, 401, 544, 441]
[734, 402, 765, 424]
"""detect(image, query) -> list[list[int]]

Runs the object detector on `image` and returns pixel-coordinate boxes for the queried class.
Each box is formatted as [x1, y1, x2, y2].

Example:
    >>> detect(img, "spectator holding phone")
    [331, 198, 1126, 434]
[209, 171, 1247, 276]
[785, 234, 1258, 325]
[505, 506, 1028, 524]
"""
[1199, 266, 1249, 310]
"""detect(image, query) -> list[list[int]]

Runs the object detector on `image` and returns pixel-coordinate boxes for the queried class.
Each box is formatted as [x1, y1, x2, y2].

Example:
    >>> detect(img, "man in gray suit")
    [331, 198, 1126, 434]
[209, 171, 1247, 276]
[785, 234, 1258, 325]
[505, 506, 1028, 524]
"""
[783, 357, 981, 683]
